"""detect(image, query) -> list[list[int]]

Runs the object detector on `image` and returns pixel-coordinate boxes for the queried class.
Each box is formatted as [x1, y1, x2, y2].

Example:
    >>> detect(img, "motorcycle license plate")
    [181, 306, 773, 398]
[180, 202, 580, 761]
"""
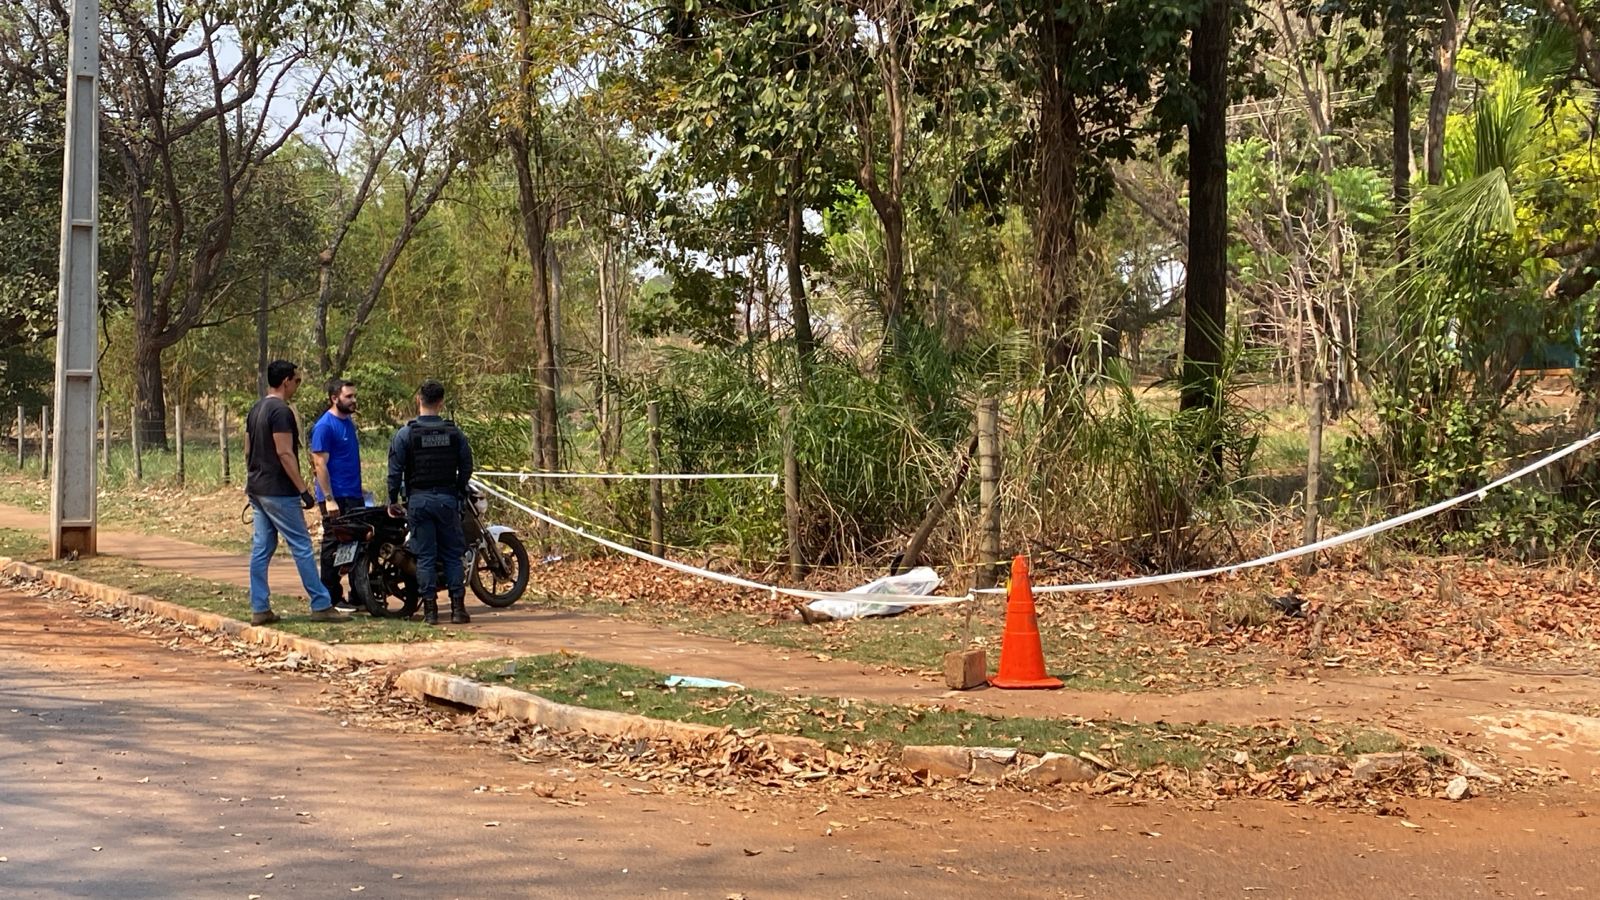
[334, 543, 358, 566]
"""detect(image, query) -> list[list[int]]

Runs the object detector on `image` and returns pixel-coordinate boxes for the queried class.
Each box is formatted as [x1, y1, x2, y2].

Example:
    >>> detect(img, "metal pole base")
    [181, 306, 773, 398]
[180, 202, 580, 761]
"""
[52, 523, 96, 559]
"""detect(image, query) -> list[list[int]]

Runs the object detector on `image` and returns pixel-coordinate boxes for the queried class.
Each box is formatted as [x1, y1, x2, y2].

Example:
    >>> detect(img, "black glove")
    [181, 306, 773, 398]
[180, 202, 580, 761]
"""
[300, 490, 316, 510]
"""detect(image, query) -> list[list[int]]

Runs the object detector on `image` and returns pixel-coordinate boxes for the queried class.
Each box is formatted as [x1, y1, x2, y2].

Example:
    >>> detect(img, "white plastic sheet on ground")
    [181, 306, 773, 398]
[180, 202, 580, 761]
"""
[804, 566, 943, 620]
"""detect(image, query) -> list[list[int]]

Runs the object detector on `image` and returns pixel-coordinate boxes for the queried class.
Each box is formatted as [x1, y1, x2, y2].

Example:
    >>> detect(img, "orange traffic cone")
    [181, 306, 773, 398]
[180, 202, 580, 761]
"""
[989, 555, 1063, 689]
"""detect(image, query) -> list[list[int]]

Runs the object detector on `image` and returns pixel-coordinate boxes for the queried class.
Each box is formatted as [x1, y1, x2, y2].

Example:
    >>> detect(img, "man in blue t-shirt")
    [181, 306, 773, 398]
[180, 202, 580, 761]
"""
[312, 379, 364, 610]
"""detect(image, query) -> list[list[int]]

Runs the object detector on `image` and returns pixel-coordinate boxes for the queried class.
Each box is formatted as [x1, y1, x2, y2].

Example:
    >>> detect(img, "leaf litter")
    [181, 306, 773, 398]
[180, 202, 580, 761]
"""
[2, 571, 1578, 811]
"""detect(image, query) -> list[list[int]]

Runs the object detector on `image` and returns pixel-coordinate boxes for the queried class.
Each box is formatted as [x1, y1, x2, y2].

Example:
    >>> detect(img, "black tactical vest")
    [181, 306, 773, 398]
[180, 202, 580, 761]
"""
[406, 420, 461, 492]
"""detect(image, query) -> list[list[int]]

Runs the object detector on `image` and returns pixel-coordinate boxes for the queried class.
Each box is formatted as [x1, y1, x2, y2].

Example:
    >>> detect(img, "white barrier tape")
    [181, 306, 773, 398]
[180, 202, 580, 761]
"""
[975, 428, 1600, 595]
[472, 479, 975, 607]
[478, 470, 779, 484]
[477, 427, 1600, 606]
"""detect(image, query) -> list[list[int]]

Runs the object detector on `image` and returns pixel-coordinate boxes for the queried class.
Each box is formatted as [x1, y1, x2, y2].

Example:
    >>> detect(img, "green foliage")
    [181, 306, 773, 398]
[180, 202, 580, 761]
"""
[1018, 337, 1262, 569]
[1332, 30, 1600, 558]
[623, 333, 1005, 560]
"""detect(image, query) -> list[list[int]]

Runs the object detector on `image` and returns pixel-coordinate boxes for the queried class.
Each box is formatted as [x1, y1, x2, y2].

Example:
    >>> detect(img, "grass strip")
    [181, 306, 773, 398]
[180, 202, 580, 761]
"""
[0, 527, 451, 644]
[463, 652, 1404, 771]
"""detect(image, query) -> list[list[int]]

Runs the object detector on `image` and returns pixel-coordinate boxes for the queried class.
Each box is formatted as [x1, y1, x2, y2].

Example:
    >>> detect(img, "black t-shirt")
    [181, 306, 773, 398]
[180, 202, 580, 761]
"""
[245, 396, 301, 497]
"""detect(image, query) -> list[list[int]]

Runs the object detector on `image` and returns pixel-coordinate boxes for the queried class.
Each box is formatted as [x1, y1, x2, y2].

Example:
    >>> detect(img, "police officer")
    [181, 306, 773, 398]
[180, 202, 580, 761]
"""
[386, 380, 475, 625]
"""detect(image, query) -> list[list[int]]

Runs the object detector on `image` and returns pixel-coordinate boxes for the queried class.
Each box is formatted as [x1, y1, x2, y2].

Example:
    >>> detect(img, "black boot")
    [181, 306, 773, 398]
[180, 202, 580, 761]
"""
[422, 595, 438, 626]
[449, 594, 470, 625]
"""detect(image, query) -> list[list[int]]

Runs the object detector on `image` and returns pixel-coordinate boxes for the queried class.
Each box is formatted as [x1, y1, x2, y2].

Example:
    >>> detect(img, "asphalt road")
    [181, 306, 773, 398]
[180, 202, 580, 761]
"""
[2, 585, 1598, 899]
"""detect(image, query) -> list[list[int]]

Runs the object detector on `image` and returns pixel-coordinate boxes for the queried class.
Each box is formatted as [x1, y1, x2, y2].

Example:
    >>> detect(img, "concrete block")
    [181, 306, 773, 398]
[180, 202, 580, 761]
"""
[1018, 752, 1097, 786]
[943, 648, 988, 690]
[1283, 753, 1342, 780]
[1351, 752, 1427, 783]
[901, 745, 972, 779]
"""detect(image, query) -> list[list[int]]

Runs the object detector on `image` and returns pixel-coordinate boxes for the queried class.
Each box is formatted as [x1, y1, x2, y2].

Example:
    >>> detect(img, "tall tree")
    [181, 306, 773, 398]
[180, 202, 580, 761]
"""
[1001, 1, 1197, 388]
[1181, 0, 1232, 424]
[1426, 1, 1470, 184]
[501, 0, 570, 472]
[311, 0, 482, 377]
[1388, 0, 1413, 256]
[106, 0, 348, 445]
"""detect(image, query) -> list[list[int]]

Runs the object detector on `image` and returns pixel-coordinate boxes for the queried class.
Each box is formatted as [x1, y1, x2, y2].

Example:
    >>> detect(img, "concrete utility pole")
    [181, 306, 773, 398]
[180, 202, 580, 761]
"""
[50, 0, 99, 558]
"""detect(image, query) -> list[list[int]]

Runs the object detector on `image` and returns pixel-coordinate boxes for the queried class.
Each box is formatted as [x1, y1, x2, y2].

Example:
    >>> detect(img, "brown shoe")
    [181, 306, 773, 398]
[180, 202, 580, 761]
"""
[250, 610, 280, 626]
[796, 605, 832, 626]
[308, 607, 351, 623]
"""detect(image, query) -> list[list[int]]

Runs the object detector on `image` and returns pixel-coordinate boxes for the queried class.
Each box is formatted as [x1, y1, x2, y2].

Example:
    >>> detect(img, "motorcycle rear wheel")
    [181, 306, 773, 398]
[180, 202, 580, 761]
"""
[349, 548, 420, 619]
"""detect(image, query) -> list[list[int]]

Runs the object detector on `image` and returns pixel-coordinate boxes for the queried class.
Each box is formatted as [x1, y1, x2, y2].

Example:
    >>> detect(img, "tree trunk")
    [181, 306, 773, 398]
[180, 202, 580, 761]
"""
[315, 256, 333, 374]
[256, 269, 270, 397]
[509, 0, 561, 474]
[1426, 0, 1461, 186]
[1388, 4, 1412, 259]
[786, 155, 816, 364]
[548, 237, 564, 402]
[1547, 1, 1600, 86]
[515, 187, 560, 473]
[895, 435, 978, 574]
[597, 236, 617, 462]
[1181, 0, 1231, 428]
[133, 337, 168, 451]
[855, 181, 907, 337]
[1037, 13, 1082, 385]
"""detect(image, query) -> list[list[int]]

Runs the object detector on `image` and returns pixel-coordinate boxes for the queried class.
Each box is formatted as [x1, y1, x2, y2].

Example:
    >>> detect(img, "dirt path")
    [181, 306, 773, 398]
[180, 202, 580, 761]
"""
[5, 586, 1600, 899]
[3, 502, 1599, 781]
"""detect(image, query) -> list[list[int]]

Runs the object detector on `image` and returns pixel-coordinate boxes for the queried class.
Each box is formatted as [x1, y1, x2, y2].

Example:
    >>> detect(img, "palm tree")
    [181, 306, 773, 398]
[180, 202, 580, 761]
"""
[1370, 31, 1590, 491]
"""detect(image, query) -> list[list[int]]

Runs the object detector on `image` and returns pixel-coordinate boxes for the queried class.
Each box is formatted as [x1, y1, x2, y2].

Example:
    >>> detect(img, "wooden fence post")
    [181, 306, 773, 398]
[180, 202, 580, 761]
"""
[130, 403, 143, 482]
[1301, 385, 1325, 573]
[976, 397, 1001, 589]
[40, 406, 49, 477]
[219, 405, 230, 485]
[783, 405, 804, 580]
[647, 400, 664, 557]
[15, 406, 23, 467]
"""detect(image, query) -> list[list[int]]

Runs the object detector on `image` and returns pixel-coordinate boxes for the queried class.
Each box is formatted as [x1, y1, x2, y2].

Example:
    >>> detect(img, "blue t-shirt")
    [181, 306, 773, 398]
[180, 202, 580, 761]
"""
[309, 411, 363, 502]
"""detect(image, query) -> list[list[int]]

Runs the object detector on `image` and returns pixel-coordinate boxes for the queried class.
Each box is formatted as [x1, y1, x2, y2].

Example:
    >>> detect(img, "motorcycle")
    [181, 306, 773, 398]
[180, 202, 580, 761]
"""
[461, 481, 532, 608]
[327, 484, 530, 619]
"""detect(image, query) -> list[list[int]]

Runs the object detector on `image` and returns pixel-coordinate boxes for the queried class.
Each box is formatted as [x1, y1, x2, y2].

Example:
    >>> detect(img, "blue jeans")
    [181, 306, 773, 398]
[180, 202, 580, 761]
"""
[249, 494, 335, 614]
[408, 491, 465, 601]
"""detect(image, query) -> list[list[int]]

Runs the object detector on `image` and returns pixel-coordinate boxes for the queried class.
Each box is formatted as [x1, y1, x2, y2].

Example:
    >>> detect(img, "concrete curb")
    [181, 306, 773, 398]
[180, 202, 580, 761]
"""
[0, 558, 514, 667]
[396, 668, 723, 743]
[391, 670, 1090, 780]
[2, 558, 832, 764]
[2, 559, 355, 664]
[393, 668, 828, 761]
[0, 557, 1330, 789]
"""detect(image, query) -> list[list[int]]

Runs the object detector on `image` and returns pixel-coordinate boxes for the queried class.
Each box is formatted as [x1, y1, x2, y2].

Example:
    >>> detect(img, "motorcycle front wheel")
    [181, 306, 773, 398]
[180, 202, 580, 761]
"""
[470, 532, 531, 607]
[349, 547, 421, 619]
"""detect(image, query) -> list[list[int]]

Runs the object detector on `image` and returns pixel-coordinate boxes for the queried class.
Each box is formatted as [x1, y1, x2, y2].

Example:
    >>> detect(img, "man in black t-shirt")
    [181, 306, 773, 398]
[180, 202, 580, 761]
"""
[244, 360, 350, 626]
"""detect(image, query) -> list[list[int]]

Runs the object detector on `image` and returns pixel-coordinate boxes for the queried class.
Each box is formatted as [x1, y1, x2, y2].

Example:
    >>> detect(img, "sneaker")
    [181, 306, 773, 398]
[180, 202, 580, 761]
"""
[308, 607, 352, 623]
[250, 610, 280, 626]
[330, 600, 358, 614]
